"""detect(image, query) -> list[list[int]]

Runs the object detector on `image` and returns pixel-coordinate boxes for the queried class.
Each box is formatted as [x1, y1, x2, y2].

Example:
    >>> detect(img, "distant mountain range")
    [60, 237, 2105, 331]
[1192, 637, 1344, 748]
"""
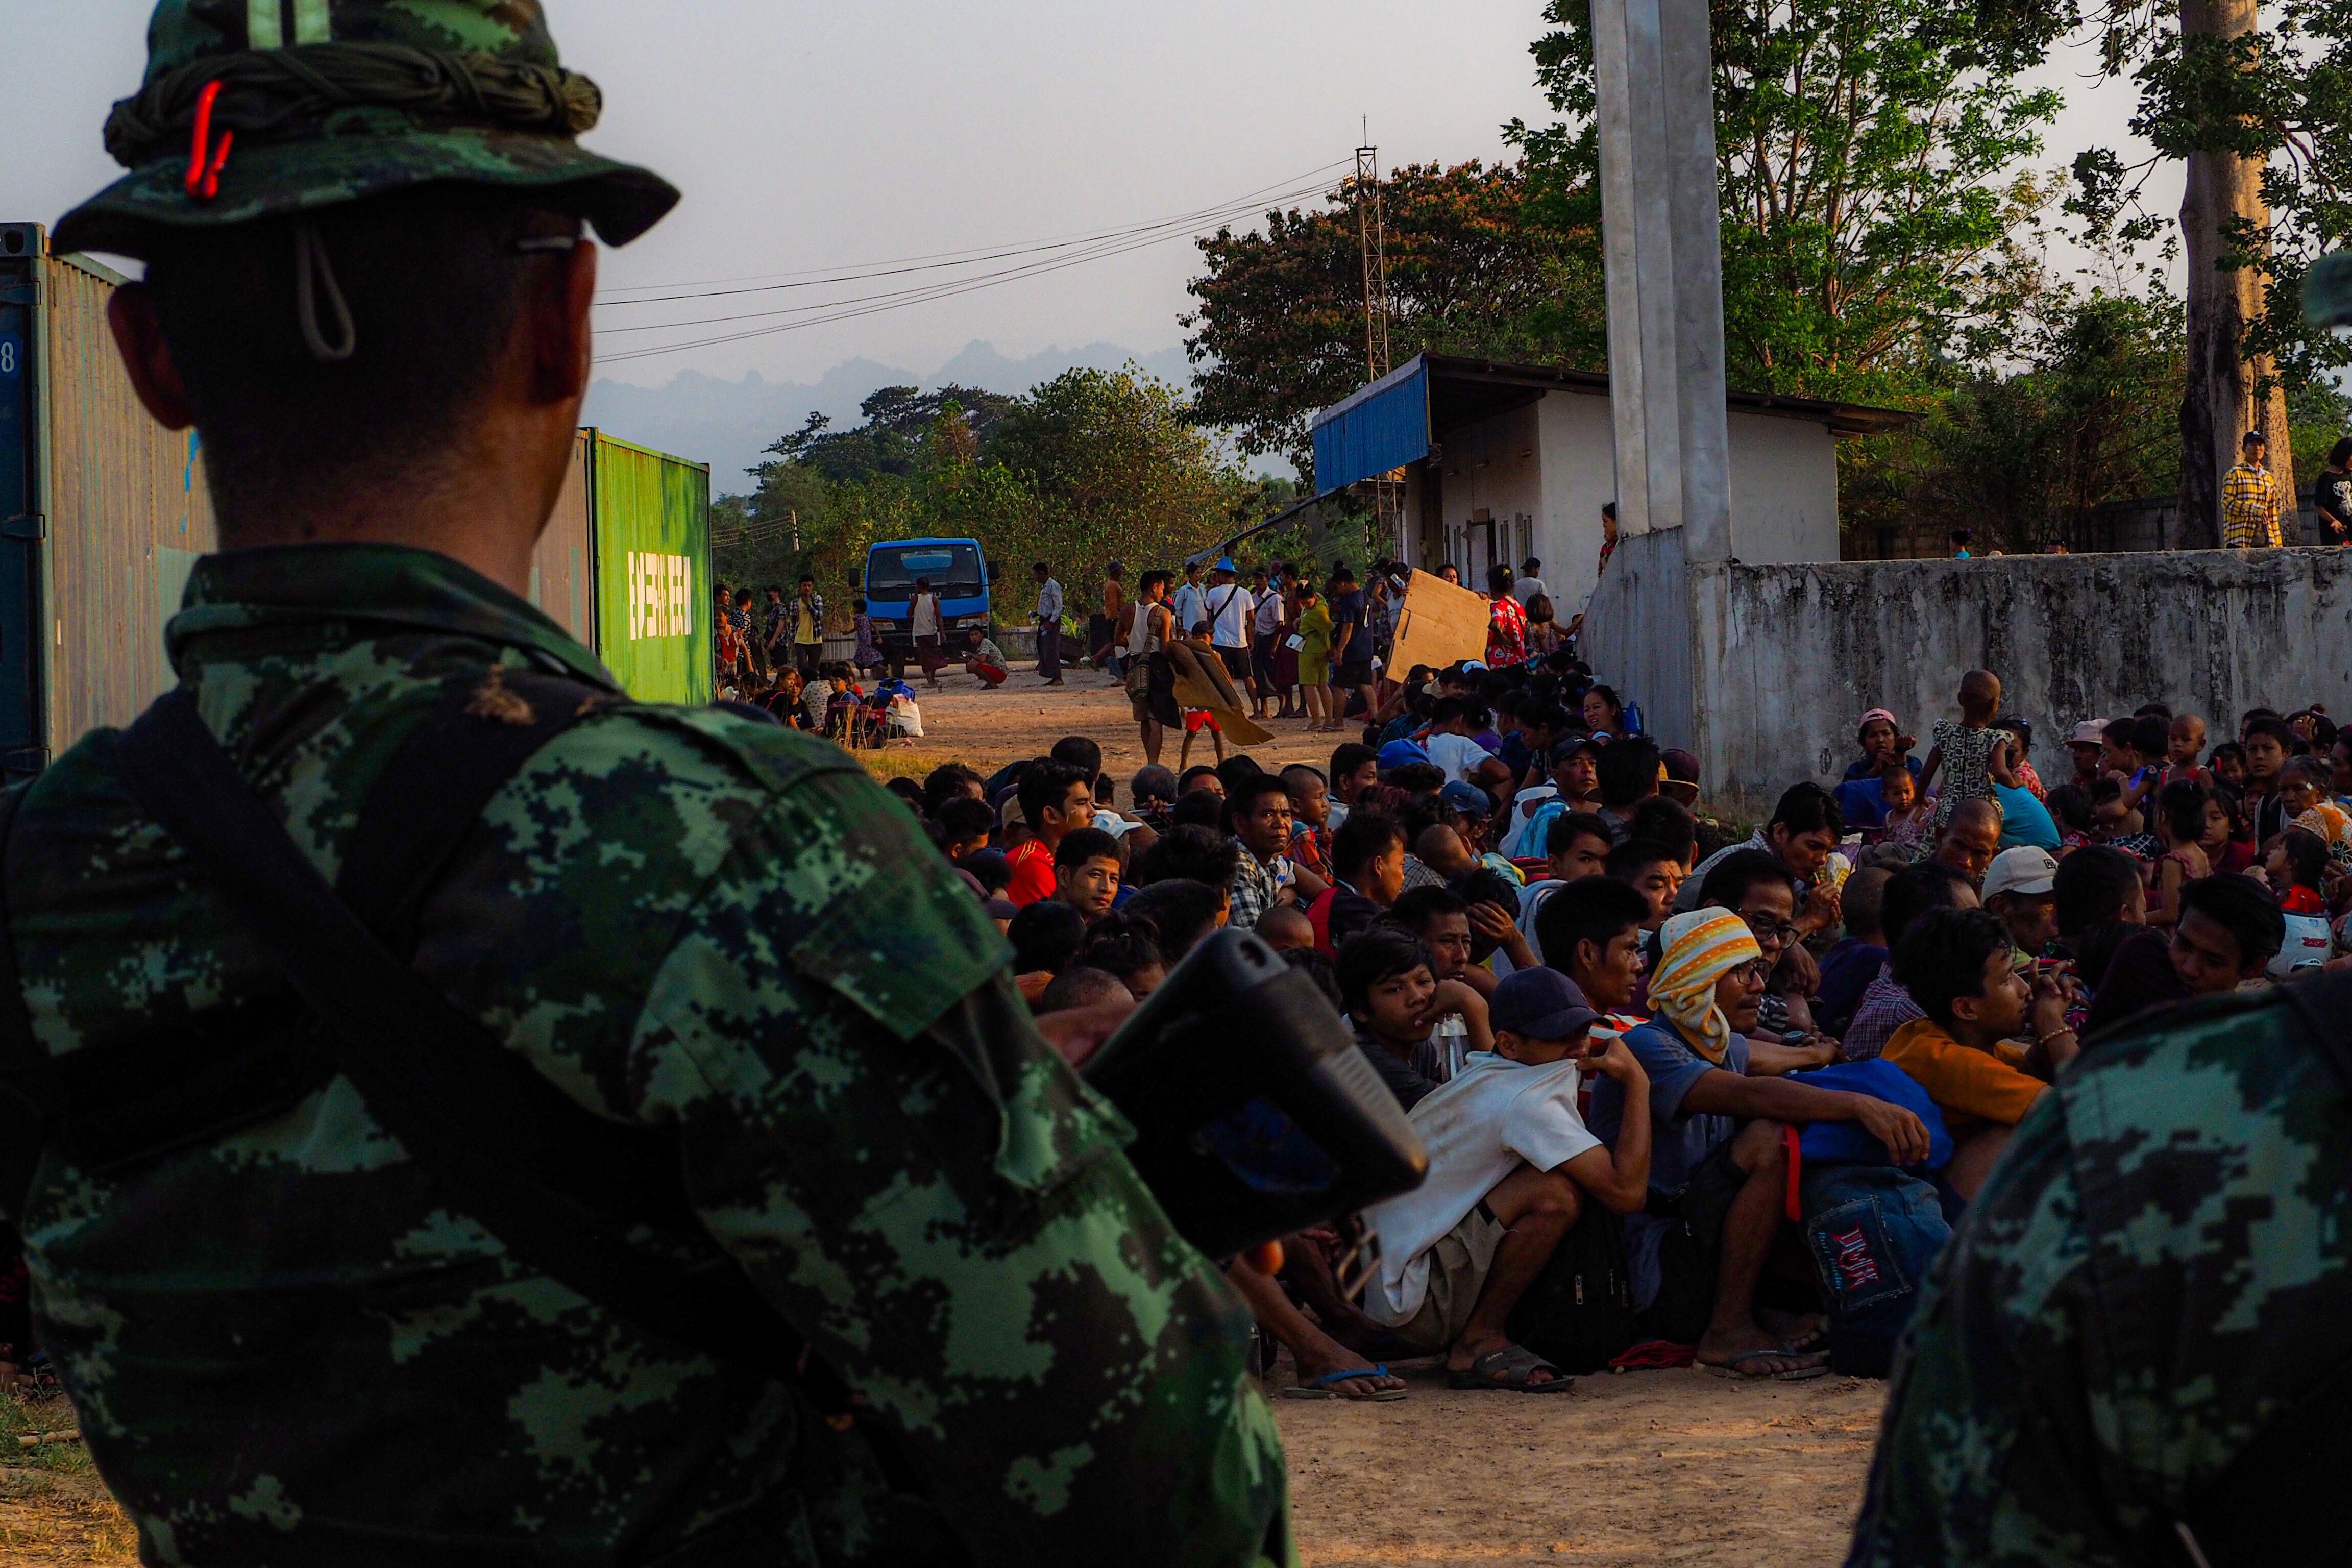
[582, 340, 1193, 494]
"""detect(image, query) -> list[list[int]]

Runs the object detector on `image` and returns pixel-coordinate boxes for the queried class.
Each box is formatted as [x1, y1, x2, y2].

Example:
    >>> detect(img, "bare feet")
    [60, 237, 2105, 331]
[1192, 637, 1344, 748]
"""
[1696, 1321, 1826, 1376]
[1757, 1305, 1828, 1352]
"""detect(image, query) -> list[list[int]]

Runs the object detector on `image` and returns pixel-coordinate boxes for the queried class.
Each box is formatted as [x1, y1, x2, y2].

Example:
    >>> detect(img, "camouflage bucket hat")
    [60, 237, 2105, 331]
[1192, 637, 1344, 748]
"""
[54, 0, 679, 258]
[2307, 252, 2352, 329]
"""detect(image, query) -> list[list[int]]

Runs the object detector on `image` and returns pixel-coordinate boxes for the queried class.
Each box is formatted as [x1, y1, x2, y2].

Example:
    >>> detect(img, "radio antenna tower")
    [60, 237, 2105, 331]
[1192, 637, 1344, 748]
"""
[1354, 127, 1403, 554]
[1354, 127, 1392, 382]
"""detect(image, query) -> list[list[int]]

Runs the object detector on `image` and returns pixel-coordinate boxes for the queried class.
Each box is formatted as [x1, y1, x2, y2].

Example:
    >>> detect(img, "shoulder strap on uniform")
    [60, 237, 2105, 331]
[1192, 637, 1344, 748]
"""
[113, 683, 807, 1381]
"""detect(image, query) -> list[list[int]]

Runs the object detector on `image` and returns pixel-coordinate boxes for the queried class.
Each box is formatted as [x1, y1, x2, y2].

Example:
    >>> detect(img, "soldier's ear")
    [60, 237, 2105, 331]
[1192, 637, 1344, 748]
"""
[108, 284, 195, 432]
[520, 236, 597, 406]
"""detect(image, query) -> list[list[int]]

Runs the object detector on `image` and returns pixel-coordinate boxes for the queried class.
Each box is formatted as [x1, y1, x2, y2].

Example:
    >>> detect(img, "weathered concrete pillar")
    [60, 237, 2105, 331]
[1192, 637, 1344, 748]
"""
[1590, 0, 1731, 565]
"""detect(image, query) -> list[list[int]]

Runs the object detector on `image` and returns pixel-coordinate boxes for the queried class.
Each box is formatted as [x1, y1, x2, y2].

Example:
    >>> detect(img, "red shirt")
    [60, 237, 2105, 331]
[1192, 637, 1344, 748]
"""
[1486, 594, 1528, 668]
[1004, 840, 1057, 907]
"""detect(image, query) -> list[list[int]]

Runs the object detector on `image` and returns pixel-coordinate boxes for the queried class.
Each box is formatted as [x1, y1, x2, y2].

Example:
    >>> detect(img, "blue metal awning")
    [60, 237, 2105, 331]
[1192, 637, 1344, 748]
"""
[1310, 356, 1429, 489]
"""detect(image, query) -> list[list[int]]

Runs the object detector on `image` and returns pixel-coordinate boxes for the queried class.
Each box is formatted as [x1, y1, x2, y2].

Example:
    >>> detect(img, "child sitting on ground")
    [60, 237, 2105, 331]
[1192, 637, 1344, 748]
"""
[2090, 776, 2159, 859]
[2163, 714, 2210, 787]
[2148, 780, 2217, 929]
[2209, 741, 2249, 794]
[1877, 764, 1934, 860]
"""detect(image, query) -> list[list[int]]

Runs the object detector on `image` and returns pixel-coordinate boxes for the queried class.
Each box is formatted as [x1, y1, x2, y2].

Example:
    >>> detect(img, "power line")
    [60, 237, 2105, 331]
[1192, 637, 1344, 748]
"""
[594, 163, 1353, 364]
[594, 161, 1352, 307]
[596, 177, 1338, 339]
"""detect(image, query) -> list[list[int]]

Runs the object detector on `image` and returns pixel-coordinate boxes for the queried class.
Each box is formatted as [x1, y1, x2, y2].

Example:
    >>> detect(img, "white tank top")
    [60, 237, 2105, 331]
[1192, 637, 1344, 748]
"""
[1127, 599, 1162, 656]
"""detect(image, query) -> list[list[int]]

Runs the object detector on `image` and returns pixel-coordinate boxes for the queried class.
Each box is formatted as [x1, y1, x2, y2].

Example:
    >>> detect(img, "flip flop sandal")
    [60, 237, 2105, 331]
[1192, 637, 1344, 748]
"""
[1446, 1343, 1574, 1393]
[1282, 1365, 1407, 1402]
[1706, 1349, 1831, 1381]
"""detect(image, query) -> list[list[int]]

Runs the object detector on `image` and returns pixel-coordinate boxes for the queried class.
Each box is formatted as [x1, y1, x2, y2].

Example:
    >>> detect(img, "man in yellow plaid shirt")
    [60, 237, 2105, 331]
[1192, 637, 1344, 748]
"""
[2222, 429, 2284, 548]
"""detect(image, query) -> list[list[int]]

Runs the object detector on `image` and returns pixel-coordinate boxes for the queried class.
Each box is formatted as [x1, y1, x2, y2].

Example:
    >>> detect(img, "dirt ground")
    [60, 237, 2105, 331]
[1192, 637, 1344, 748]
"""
[2, 1365, 1880, 1567]
[3, 657, 1885, 1564]
[855, 659, 1357, 787]
[1275, 1359, 1882, 1567]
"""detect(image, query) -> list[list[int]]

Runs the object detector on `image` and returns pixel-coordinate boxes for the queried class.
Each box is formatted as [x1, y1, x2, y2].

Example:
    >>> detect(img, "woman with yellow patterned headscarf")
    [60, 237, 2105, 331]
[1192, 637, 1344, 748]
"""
[1647, 908, 1765, 1065]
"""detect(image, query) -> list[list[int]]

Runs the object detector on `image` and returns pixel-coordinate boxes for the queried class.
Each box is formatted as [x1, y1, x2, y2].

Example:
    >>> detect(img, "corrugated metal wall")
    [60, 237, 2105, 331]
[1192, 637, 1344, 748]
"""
[40, 253, 217, 758]
[586, 431, 712, 705]
[528, 431, 595, 647]
[1312, 358, 1430, 491]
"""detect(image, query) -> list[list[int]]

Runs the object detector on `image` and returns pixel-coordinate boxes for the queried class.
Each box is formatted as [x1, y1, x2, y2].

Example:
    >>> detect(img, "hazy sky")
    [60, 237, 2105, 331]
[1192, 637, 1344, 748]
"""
[5, 1, 2171, 388]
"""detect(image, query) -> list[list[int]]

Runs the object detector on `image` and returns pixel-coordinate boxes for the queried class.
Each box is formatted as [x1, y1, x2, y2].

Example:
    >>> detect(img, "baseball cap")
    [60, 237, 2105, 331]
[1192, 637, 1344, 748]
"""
[1377, 739, 1432, 771]
[1982, 846, 2059, 901]
[1488, 969, 1600, 1042]
[1461, 659, 1491, 674]
[2068, 721, 2108, 746]
[1551, 734, 1601, 765]
[1438, 781, 1492, 817]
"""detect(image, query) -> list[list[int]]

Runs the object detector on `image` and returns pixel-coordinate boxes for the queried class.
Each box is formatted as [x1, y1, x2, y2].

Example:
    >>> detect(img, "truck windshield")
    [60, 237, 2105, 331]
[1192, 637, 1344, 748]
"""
[869, 544, 984, 599]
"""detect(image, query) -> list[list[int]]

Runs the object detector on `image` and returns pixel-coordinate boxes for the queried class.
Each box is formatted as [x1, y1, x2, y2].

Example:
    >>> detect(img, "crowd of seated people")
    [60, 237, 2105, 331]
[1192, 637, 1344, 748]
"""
[846, 645, 2343, 1397]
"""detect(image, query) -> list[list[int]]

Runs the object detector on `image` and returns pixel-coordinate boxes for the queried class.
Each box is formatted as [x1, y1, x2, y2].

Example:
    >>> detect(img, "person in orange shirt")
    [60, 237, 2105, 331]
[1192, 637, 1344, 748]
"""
[1002, 761, 1098, 906]
[1882, 906, 2080, 1202]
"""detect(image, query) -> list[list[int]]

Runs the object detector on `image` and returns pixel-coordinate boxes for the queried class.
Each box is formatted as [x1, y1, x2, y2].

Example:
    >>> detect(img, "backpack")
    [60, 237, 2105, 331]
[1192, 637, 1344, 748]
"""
[1503, 1202, 1635, 1375]
[1798, 1164, 1951, 1378]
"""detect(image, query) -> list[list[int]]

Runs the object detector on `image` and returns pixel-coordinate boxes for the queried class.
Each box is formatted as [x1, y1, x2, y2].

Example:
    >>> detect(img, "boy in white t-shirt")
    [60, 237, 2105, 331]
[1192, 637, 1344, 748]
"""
[1424, 697, 1514, 796]
[1360, 967, 1654, 1391]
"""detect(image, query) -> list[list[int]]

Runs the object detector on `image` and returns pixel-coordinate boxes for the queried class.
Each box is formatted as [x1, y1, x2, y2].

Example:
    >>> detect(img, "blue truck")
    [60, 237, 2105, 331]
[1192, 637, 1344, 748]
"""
[864, 537, 999, 675]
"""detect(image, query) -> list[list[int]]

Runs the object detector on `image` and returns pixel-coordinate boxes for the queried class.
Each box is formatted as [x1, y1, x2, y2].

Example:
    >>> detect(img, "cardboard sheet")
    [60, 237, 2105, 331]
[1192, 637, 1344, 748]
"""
[1387, 569, 1492, 676]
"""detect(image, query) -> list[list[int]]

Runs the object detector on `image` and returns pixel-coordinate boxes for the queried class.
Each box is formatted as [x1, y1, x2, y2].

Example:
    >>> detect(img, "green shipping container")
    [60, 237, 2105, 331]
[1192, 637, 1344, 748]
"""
[588, 432, 713, 706]
[529, 430, 713, 707]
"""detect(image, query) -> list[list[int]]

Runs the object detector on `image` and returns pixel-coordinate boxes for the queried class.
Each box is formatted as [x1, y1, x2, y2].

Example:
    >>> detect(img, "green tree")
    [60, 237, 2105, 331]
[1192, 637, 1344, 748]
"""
[1512, 0, 2067, 406]
[2068, 0, 2352, 541]
[1863, 286, 2186, 552]
[720, 366, 1264, 624]
[1183, 161, 1604, 476]
[765, 383, 1018, 483]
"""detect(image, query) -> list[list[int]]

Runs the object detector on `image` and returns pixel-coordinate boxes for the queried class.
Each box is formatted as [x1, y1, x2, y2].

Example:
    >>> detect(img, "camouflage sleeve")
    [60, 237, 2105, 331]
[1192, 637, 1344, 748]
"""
[617, 731, 1291, 1567]
[1845, 1089, 2135, 1568]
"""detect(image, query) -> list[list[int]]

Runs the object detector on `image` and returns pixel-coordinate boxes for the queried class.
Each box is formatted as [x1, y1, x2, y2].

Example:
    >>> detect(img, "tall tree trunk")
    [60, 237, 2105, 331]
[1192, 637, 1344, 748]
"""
[2176, 0, 2295, 548]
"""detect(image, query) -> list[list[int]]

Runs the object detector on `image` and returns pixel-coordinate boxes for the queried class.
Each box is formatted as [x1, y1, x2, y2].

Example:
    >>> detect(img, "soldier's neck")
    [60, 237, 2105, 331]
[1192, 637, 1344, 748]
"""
[214, 443, 561, 599]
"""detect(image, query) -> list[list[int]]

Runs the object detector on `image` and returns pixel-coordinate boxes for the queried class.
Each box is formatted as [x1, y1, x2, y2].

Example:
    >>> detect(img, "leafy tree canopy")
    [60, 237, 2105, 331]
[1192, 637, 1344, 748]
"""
[718, 366, 1301, 614]
[760, 383, 1018, 484]
[1183, 160, 1604, 478]
[1512, 0, 2068, 406]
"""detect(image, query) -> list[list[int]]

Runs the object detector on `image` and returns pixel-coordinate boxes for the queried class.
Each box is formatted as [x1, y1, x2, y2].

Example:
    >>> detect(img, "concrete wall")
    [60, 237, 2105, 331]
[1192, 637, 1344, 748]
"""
[1687, 548, 2352, 820]
[1410, 390, 1842, 624]
[1579, 524, 1695, 753]
[1725, 412, 1837, 565]
[1535, 392, 1620, 620]
[1428, 400, 1544, 585]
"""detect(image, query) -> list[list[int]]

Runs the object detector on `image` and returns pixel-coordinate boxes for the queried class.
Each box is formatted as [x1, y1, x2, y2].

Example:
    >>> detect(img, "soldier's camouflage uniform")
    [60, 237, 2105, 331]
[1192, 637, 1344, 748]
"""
[6, 548, 1293, 1564]
[1846, 987, 2351, 1566]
